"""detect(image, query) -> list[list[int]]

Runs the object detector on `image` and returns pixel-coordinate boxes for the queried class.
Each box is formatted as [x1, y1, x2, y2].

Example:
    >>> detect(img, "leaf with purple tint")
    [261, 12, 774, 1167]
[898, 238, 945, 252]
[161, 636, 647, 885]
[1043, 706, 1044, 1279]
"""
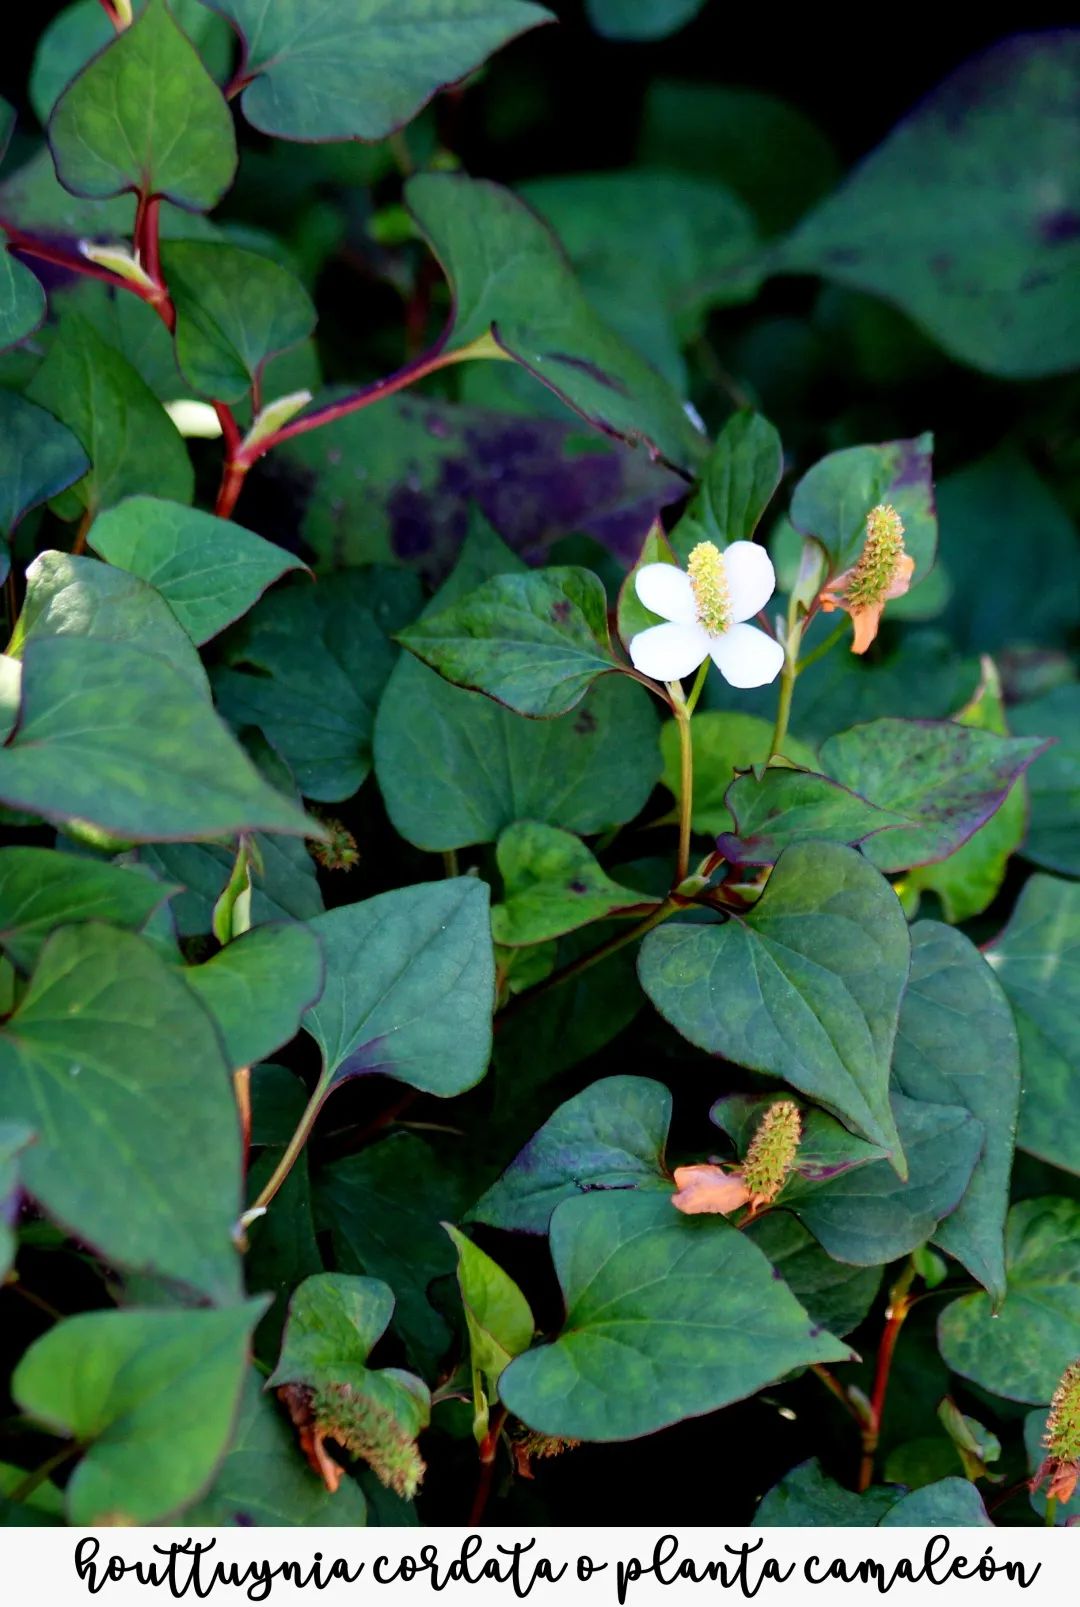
[717, 766, 906, 866]
[406, 173, 707, 474]
[789, 433, 936, 586]
[818, 718, 1048, 873]
[470, 1074, 673, 1234]
[274, 394, 684, 580]
[302, 878, 494, 1105]
[779, 34, 1080, 377]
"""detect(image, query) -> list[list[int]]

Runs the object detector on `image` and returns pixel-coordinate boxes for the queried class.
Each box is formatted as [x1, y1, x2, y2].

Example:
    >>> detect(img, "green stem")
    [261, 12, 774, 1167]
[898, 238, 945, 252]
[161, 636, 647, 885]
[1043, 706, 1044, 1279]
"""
[10, 1443, 79, 1506]
[770, 595, 802, 760]
[670, 694, 694, 885]
[684, 657, 710, 716]
[441, 849, 460, 879]
[1045, 1496, 1058, 1527]
[250, 1080, 327, 1215]
[796, 616, 851, 675]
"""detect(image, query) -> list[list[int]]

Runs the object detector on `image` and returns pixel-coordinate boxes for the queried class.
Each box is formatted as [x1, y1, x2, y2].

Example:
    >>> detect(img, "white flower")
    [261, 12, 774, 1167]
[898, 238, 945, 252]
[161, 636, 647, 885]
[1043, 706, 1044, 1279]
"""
[628, 540, 785, 688]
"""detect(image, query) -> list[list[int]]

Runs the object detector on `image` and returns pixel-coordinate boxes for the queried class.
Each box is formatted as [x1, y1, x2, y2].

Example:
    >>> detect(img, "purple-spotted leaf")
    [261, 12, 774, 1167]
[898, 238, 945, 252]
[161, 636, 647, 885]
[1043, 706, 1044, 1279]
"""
[302, 878, 494, 1109]
[396, 566, 620, 718]
[208, 0, 553, 143]
[789, 434, 936, 585]
[718, 766, 906, 866]
[406, 173, 707, 475]
[779, 34, 1080, 377]
[818, 718, 1048, 873]
[499, 1190, 852, 1441]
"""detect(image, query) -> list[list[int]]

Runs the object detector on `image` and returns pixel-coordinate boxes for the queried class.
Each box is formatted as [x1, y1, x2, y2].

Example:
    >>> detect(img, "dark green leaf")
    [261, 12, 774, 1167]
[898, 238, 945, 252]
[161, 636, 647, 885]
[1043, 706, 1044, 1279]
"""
[718, 767, 906, 866]
[0, 638, 316, 842]
[492, 822, 657, 946]
[639, 843, 910, 1162]
[11, 549, 208, 692]
[209, 0, 552, 142]
[48, 0, 236, 210]
[0, 248, 46, 354]
[0, 924, 242, 1299]
[398, 566, 619, 718]
[26, 311, 193, 514]
[500, 1191, 851, 1441]
[30, 0, 232, 124]
[184, 923, 324, 1072]
[878, 1477, 992, 1527]
[376, 528, 660, 848]
[670, 411, 782, 556]
[303, 878, 494, 1104]
[938, 1198, 1080, 1403]
[163, 242, 316, 403]
[779, 36, 1080, 376]
[659, 710, 817, 836]
[789, 434, 936, 586]
[470, 1074, 673, 1234]
[0, 1122, 32, 1279]
[0, 391, 88, 537]
[789, 1092, 982, 1267]
[747, 1214, 882, 1337]
[754, 1459, 898, 1526]
[818, 717, 1045, 873]
[89, 496, 306, 646]
[406, 173, 706, 474]
[1012, 683, 1080, 876]
[215, 569, 421, 802]
[184, 1372, 367, 1526]
[585, 0, 704, 40]
[316, 1134, 468, 1373]
[894, 922, 1020, 1304]
[13, 1302, 263, 1524]
[986, 874, 1080, 1176]
[0, 846, 176, 972]
[902, 662, 1028, 922]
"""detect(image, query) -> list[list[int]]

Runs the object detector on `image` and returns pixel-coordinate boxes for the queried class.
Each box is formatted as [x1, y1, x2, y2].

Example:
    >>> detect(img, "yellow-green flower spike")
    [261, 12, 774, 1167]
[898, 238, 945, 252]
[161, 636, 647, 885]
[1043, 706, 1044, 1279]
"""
[742, 1099, 802, 1206]
[313, 1382, 426, 1500]
[687, 541, 732, 635]
[1045, 1360, 1080, 1469]
[844, 503, 907, 608]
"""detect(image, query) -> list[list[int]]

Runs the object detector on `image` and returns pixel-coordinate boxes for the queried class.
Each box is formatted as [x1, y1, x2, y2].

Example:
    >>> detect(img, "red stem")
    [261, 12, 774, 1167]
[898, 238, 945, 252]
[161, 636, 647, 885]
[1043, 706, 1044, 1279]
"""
[95, 0, 124, 27]
[3, 229, 137, 294]
[469, 1408, 507, 1526]
[858, 1271, 915, 1491]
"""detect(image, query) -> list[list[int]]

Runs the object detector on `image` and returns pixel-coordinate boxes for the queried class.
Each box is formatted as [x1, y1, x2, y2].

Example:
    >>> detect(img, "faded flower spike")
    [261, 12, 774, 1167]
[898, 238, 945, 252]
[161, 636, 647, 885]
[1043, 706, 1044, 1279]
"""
[629, 540, 784, 688]
[819, 503, 915, 654]
[313, 1382, 426, 1500]
[1033, 1359, 1080, 1506]
[309, 816, 360, 872]
[742, 1100, 802, 1208]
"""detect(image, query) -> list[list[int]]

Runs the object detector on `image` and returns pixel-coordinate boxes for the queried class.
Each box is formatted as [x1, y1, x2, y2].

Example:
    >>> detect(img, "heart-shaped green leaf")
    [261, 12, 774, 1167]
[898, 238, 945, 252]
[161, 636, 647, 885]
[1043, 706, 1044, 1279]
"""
[184, 923, 324, 1072]
[0, 924, 243, 1298]
[13, 1301, 264, 1524]
[938, 1198, 1080, 1403]
[216, 569, 421, 802]
[894, 922, 1020, 1304]
[471, 1074, 673, 1234]
[789, 434, 936, 585]
[1012, 684, 1080, 877]
[747, 1214, 882, 1338]
[754, 1459, 898, 1526]
[985, 873, 1080, 1176]
[208, 0, 553, 143]
[0, 638, 316, 842]
[492, 822, 658, 947]
[500, 1190, 851, 1441]
[718, 767, 906, 866]
[0, 846, 176, 972]
[398, 566, 619, 718]
[89, 496, 306, 646]
[639, 842, 910, 1163]
[0, 391, 87, 536]
[48, 0, 236, 210]
[163, 242, 316, 402]
[303, 878, 494, 1105]
[377, 526, 660, 849]
[406, 172, 706, 474]
[819, 717, 1046, 873]
[27, 311, 193, 515]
